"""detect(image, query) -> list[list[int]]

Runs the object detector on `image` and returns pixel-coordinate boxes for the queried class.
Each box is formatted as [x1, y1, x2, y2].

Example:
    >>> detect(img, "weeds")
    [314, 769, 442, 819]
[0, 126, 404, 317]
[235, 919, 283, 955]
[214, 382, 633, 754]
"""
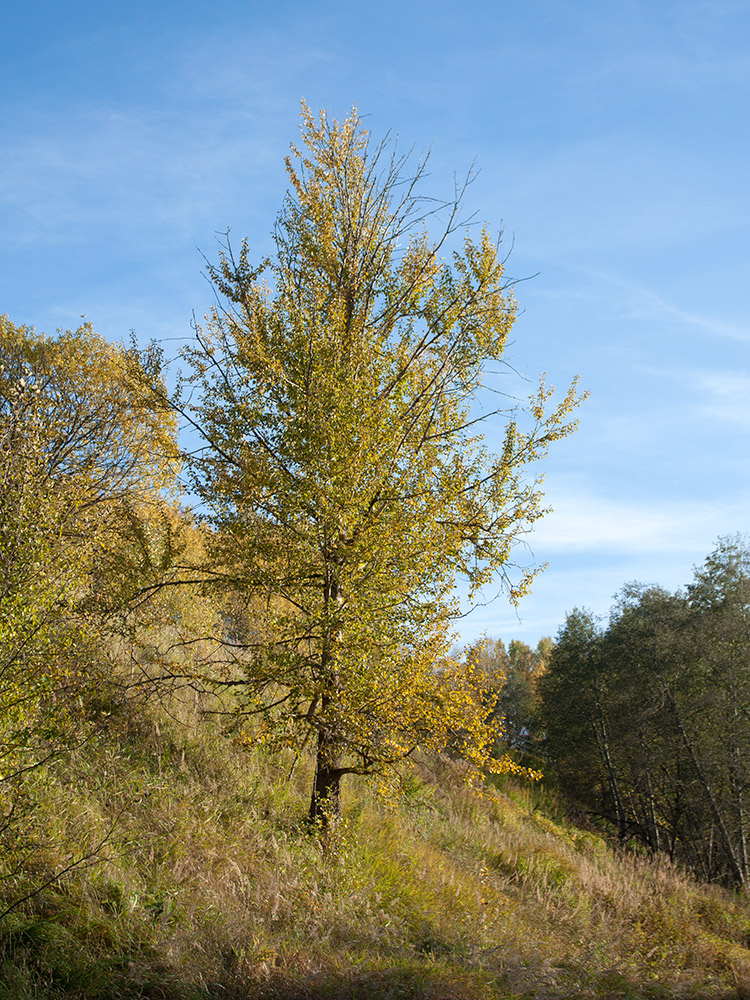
[0, 693, 749, 999]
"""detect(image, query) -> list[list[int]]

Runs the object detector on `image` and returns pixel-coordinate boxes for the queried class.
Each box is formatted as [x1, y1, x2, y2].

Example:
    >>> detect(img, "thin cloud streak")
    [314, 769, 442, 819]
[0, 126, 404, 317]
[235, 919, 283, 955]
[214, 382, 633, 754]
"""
[629, 291, 750, 344]
[531, 488, 749, 554]
[571, 268, 750, 344]
[694, 372, 750, 428]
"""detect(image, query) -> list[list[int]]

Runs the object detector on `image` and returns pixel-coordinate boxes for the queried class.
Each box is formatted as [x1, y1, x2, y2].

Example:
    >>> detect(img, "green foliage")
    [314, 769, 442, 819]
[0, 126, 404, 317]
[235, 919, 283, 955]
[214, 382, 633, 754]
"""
[539, 535, 750, 888]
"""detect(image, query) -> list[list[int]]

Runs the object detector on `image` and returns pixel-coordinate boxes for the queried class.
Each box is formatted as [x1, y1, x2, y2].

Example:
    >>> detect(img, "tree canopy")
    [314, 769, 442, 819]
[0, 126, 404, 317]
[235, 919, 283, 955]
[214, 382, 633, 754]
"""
[539, 535, 750, 888]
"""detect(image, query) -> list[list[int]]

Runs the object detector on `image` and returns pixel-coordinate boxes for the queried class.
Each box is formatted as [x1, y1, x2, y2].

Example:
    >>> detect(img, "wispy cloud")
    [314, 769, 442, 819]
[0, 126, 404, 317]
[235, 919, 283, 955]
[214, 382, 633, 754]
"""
[573, 269, 750, 344]
[633, 363, 750, 430]
[0, 105, 284, 250]
[530, 485, 748, 554]
[628, 289, 750, 343]
[520, 271, 750, 348]
[693, 371, 750, 427]
[457, 487, 750, 644]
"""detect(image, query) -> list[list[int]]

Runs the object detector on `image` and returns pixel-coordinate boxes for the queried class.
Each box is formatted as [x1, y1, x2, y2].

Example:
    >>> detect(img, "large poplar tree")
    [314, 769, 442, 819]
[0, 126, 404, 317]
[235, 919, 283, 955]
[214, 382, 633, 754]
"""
[180, 106, 584, 825]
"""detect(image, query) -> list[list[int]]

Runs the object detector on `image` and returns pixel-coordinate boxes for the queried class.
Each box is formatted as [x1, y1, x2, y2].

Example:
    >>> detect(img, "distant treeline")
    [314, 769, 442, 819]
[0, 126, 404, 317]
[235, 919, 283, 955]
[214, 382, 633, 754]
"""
[537, 538, 750, 888]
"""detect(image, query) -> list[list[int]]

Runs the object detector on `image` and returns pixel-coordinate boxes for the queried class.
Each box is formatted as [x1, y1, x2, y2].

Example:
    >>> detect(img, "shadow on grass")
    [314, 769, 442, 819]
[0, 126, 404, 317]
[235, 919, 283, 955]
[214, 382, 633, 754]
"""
[0, 941, 745, 1000]
[208, 963, 740, 1000]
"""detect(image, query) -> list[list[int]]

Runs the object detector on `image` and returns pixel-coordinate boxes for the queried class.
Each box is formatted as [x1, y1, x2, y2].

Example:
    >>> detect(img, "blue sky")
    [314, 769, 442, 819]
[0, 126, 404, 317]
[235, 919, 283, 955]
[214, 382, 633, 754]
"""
[2, 0, 749, 646]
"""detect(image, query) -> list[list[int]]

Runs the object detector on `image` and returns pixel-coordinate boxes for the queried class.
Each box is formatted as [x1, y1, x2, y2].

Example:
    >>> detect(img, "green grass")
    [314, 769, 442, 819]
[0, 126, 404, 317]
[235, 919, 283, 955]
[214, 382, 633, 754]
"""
[1, 691, 750, 999]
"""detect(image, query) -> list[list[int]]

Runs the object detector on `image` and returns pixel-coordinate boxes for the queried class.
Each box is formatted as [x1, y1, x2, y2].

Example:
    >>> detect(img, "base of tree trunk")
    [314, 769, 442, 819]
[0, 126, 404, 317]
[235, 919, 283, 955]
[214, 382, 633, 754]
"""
[308, 734, 343, 836]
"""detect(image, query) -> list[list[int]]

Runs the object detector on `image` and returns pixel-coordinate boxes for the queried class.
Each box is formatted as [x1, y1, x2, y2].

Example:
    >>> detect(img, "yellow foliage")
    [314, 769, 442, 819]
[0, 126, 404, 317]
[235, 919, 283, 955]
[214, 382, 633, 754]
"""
[0, 315, 181, 796]
[179, 106, 585, 819]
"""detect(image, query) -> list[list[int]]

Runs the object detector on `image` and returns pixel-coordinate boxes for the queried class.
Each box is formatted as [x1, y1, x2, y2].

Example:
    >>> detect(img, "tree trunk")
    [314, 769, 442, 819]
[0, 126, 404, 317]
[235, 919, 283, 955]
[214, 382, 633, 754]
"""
[308, 727, 342, 833]
[664, 683, 746, 888]
[310, 558, 344, 834]
[728, 689, 748, 883]
[593, 686, 629, 842]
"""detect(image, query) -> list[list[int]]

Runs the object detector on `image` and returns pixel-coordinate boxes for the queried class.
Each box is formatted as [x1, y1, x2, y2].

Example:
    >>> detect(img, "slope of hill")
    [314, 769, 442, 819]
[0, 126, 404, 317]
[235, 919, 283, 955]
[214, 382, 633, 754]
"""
[2, 696, 750, 1000]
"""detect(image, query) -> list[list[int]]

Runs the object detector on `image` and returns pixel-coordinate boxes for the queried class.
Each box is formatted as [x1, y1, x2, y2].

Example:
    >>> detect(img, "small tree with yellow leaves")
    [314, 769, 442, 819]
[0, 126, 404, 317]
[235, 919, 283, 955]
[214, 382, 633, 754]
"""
[179, 106, 584, 828]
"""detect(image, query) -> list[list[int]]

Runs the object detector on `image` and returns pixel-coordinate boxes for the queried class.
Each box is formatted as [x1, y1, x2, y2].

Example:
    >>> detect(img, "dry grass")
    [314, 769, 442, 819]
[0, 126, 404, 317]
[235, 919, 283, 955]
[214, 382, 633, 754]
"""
[1, 693, 749, 999]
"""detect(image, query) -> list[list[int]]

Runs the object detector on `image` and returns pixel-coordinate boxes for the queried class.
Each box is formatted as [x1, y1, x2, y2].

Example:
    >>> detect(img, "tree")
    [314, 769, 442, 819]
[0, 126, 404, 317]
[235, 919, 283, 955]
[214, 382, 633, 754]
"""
[601, 585, 694, 854]
[685, 536, 750, 885]
[0, 317, 179, 821]
[0, 315, 184, 914]
[497, 639, 550, 754]
[541, 591, 715, 853]
[178, 106, 584, 827]
[0, 316, 179, 612]
[464, 636, 550, 756]
[538, 609, 615, 821]
[539, 546, 750, 887]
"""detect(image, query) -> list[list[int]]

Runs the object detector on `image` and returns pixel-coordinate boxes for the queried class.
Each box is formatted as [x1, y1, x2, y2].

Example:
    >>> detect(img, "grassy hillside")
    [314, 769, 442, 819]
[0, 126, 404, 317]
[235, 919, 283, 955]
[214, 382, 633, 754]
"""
[3, 692, 750, 1000]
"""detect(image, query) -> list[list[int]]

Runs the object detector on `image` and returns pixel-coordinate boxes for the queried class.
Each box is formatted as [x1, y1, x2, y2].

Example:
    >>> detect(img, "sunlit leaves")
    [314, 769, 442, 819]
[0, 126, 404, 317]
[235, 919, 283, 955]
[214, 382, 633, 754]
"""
[180, 106, 585, 814]
[0, 316, 180, 805]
